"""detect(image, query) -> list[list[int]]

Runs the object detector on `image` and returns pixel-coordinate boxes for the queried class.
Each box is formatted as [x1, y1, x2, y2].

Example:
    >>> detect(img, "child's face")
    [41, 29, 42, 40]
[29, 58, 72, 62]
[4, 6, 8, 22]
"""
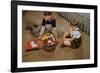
[71, 25, 77, 31]
[44, 15, 52, 20]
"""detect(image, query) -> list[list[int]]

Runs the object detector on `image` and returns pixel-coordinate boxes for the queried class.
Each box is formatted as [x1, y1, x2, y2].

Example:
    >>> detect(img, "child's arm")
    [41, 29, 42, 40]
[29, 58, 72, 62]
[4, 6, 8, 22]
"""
[68, 37, 75, 41]
[42, 19, 45, 26]
[39, 26, 45, 35]
[39, 19, 45, 35]
[63, 32, 70, 39]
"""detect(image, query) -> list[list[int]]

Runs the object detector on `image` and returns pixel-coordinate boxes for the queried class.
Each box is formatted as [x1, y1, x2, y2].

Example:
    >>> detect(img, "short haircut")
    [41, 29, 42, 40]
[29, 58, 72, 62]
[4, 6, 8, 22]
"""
[70, 19, 78, 26]
[43, 11, 52, 16]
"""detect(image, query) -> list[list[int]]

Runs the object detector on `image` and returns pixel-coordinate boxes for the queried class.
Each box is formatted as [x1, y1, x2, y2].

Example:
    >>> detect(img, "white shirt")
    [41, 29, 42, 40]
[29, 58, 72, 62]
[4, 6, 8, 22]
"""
[70, 27, 81, 39]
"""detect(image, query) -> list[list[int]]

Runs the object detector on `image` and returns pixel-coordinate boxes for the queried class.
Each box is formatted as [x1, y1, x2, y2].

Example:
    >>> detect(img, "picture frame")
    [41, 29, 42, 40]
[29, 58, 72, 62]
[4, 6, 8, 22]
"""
[11, 0, 97, 72]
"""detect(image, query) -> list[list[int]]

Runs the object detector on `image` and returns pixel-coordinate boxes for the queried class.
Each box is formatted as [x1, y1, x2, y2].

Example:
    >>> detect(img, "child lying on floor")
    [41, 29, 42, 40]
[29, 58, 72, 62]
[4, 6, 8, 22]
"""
[61, 20, 81, 49]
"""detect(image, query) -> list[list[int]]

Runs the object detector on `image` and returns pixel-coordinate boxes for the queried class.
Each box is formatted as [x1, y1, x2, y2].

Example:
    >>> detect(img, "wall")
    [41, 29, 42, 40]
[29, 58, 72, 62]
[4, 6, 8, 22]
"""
[58, 12, 90, 34]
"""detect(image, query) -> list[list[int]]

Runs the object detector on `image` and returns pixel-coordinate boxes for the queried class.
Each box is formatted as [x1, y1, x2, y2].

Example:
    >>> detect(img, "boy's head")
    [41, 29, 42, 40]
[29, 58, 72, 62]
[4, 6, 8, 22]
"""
[43, 11, 52, 20]
[70, 19, 78, 31]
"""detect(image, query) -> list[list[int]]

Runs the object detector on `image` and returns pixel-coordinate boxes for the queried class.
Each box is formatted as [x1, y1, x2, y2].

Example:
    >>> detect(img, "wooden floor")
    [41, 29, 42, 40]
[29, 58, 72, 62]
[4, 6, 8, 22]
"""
[22, 11, 90, 62]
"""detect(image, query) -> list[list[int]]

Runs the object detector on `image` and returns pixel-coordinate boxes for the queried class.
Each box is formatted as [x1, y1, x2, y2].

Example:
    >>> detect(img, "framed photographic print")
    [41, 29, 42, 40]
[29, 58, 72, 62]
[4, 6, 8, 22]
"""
[11, 0, 97, 72]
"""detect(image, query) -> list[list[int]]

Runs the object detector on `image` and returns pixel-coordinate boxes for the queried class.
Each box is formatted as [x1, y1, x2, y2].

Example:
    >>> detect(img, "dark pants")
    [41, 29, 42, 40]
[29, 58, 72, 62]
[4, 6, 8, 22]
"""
[65, 34, 81, 48]
[71, 37, 82, 49]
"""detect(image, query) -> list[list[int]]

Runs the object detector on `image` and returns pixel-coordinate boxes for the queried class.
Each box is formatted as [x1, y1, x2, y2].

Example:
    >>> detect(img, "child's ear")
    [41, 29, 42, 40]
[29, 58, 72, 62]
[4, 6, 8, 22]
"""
[51, 15, 56, 20]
